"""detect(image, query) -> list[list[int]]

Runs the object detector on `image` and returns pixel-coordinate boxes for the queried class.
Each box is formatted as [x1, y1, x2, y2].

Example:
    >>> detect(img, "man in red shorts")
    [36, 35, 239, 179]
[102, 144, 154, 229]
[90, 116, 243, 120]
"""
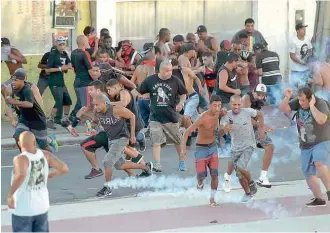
[182, 95, 224, 207]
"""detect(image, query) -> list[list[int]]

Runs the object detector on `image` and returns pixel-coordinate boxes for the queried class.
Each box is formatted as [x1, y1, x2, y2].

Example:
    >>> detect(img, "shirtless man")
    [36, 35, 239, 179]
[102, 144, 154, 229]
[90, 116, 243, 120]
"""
[307, 57, 330, 102]
[178, 44, 196, 68]
[182, 95, 224, 207]
[233, 41, 250, 95]
[131, 49, 156, 127]
[155, 28, 171, 57]
[196, 25, 218, 58]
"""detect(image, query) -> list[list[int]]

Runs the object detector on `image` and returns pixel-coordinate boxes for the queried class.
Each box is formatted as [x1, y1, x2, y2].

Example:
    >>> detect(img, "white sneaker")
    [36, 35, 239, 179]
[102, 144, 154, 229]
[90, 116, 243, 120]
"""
[257, 176, 272, 188]
[223, 172, 232, 192]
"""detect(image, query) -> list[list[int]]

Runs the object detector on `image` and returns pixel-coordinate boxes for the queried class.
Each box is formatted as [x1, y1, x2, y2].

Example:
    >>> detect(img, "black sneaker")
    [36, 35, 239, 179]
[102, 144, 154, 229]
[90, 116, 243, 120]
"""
[46, 119, 56, 129]
[138, 162, 153, 178]
[138, 132, 146, 152]
[153, 163, 162, 172]
[71, 117, 81, 128]
[61, 119, 70, 128]
[84, 168, 103, 179]
[305, 198, 326, 207]
[327, 191, 330, 201]
[131, 154, 144, 164]
[249, 180, 258, 196]
[96, 186, 112, 197]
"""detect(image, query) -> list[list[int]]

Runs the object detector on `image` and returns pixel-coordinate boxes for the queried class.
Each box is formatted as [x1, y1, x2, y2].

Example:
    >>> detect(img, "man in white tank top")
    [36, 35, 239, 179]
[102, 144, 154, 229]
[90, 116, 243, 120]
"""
[7, 131, 69, 232]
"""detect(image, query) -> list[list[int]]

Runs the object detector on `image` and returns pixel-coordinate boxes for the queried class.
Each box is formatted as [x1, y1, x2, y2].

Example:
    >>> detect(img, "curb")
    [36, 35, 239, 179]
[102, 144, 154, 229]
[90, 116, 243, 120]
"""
[1, 135, 88, 151]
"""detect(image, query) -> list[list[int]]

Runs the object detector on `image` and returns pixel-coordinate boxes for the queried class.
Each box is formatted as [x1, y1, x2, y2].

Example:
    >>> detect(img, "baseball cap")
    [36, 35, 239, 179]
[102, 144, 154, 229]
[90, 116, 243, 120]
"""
[226, 52, 239, 62]
[295, 23, 308, 31]
[255, 84, 267, 94]
[11, 68, 26, 80]
[173, 35, 184, 43]
[253, 42, 265, 51]
[220, 40, 232, 51]
[1, 37, 10, 46]
[196, 25, 207, 33]
[55, 36, 67, 44]
[182, 43, 195, 53]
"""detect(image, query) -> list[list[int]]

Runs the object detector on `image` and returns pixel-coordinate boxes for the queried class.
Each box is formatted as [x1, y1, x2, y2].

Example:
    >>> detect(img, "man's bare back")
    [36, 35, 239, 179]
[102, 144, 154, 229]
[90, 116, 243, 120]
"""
[131, 64, 155, 86]
[237, 61, 249, 85]
[155, 42, 168, 57]
[196, 111, 219, 144]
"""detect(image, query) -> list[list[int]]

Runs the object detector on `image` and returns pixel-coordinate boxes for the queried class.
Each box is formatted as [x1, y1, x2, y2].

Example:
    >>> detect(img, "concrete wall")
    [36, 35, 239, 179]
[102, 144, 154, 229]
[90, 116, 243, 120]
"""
[254, 0, 316, 81]
[95, 0, 116, 44]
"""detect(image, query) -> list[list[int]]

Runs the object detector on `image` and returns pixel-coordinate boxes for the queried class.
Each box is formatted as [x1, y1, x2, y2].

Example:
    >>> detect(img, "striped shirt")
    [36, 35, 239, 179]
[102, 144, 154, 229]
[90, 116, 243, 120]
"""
[256, 50, 282, 85]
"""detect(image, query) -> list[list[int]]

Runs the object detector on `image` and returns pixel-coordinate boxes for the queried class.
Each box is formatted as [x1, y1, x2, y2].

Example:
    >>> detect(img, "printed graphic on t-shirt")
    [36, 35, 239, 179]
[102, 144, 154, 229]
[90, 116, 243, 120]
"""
[230, 74, 237, 82]
[153, 83, 172, 106]
[27, 158, 46, 190]
[300, 44, 309, 60]
[60, 57, 67, 65]
[297, 109, 316, 143]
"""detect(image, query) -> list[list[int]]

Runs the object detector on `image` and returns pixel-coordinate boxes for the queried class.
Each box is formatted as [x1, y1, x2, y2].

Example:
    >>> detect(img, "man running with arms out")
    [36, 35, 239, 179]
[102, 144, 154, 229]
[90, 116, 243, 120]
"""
[137, 60, 188, 172]
[280, 87, 330, 207]
[8, 131, 69, 232]
[182, 95, 224, 207]
[92, 95, 152, 197]
[5, 69, 55, 152]
[220, 95, 265, 202]
[223, 84, 275, 192]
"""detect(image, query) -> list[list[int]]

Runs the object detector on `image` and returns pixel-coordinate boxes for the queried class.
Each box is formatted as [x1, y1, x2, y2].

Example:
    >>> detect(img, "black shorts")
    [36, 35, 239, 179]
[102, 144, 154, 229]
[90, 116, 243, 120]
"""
[80, 131, 109, 152]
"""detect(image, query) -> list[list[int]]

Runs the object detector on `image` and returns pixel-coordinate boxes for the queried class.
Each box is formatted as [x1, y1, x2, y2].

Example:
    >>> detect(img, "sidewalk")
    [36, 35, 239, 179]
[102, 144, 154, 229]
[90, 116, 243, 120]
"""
[1, 121, 88, 150]
[1, 180, 329, 232]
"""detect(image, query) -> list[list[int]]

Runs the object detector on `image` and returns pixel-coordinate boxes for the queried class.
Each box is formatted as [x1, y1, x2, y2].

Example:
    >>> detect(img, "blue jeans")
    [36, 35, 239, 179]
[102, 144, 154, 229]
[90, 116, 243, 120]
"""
[265, 83, 282, 106]
[137, 99, 150, 128]
[300, 141, 330, 179]
[198, 93, 209, 111]
[12, 212, 49, 232]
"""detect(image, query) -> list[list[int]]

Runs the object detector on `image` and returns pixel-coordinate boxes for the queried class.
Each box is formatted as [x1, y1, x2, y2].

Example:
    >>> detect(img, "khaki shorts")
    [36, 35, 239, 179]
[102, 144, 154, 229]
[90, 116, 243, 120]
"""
[149, 121, 181, 146]
[102, 137, 128, 169]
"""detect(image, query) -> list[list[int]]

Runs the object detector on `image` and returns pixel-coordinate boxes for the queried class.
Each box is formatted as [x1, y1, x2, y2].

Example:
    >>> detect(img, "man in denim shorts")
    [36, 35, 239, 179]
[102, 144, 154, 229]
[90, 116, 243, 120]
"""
[220, 95, 265, 203]
[280, 87, 330, 207]
[182, 95, 225, 207]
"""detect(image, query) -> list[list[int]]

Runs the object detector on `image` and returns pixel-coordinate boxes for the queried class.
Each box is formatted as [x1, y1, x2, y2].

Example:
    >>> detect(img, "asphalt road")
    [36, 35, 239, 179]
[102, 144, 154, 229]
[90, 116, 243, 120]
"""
[1, 125, 315, 206]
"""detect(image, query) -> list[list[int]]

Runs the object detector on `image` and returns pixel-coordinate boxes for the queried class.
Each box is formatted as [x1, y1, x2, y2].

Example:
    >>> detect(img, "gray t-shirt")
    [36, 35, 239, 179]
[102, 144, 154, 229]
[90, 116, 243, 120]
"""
[220, 108, 257, 151]
[289, 97, 330, 149]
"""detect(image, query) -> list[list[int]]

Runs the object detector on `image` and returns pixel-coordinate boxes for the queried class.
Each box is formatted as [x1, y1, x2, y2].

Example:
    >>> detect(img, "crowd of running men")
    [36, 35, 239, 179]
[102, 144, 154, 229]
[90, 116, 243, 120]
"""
[2, 18, 330, 225]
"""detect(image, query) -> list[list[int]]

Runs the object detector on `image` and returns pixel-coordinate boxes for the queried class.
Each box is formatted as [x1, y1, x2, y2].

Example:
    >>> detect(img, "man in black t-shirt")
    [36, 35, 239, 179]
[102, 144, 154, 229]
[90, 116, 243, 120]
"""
[46, 37, 73, 129]
[37, 47, 56, 96]
[5, 69, 52, 152]
[70, 35, 101, 121]
[254, 42, 282, 105]
[138, 60, 188, 172]
[280, 87, 330, 207]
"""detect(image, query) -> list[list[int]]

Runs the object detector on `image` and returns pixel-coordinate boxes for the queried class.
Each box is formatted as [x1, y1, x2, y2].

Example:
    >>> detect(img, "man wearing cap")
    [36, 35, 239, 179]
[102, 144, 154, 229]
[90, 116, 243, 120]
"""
[289, 23, 312, 89]
[223, 84, 275, 192]
[196, 25, 218, 58]
[232, 18, 267, 53]
[215, 52, 240, 110]
[254, 42, 282, 105]
[46, 37, 73, 129]
[5, 69, 52, 152]
[171, 35, 185, 57]
[1, 37, 27, 123]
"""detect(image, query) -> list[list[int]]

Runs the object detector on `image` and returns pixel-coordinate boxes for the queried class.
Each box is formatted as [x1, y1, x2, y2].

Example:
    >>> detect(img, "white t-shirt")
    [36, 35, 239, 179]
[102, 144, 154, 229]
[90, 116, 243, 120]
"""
[289, 36, 312, 72]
